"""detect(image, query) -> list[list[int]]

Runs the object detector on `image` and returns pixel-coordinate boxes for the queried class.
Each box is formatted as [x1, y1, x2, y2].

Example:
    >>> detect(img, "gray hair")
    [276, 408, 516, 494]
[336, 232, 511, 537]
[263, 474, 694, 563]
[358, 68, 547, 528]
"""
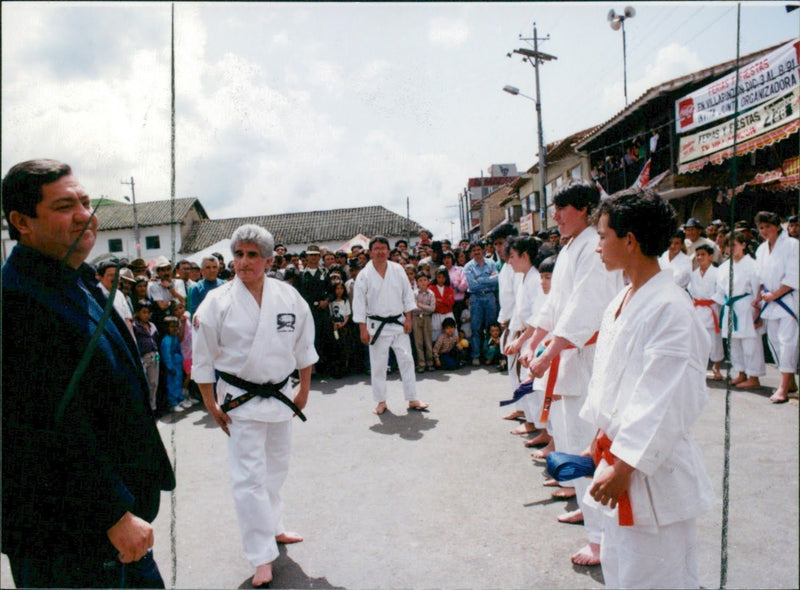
[200, 255, 219, 266]
[230, 224, 274, 259]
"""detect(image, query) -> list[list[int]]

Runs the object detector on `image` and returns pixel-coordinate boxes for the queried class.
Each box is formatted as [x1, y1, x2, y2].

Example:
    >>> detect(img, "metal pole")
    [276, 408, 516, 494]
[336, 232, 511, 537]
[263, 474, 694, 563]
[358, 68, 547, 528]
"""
[622, 19, 628, 106]
[122, 177, 141, 258]
[170, 2, 177, 266]
[533, 23, 548, 230]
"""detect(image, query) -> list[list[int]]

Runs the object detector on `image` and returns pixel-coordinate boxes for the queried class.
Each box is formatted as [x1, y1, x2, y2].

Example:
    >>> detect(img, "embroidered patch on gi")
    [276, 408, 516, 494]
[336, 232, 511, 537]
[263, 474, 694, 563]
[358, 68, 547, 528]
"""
[277, 313, 296, 332]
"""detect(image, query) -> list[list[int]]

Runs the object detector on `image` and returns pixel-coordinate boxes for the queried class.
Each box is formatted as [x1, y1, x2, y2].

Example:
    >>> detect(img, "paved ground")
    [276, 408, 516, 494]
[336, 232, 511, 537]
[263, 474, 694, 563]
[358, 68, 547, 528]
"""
[2, 363, 797, 589]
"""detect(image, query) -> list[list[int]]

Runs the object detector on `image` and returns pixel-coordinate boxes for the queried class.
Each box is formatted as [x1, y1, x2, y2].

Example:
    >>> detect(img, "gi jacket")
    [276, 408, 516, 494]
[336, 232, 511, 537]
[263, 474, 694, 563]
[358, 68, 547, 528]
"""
[2, 245, 175, 558]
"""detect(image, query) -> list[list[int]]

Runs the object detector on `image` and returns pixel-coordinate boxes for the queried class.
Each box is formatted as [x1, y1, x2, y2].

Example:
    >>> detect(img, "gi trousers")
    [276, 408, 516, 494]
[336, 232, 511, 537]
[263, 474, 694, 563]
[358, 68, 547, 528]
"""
[369, 331, 417, 403]
[765, 316, 799, 373]
[729, 336, 766, 377]
[600, 515, 698, 589]
[228, 416, 292, 568]
[553, 393, 602, 544]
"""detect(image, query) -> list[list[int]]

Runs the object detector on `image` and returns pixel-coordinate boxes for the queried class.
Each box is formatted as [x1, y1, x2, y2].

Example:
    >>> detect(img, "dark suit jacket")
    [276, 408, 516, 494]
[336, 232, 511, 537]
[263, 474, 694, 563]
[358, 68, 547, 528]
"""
[2, 245, 175, 558]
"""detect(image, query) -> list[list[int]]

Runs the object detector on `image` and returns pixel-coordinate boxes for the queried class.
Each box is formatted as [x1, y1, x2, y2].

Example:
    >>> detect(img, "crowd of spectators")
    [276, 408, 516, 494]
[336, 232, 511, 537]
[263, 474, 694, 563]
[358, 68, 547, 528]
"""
[100, 207, 798, 414]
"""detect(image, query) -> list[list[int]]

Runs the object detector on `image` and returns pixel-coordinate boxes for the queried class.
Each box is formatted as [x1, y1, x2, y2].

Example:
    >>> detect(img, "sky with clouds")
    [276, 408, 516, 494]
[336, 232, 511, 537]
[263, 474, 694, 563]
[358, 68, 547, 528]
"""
[2, 2, 797, 242]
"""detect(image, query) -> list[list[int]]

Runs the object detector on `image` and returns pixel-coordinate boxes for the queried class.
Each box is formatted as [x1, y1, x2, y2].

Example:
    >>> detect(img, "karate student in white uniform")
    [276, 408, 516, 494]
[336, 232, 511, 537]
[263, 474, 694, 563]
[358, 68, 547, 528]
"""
[688, 244, 724, 380]
[753, 211, 799, 403]
[502, 236, 549, 445]
[352, 235, 429, 415]
[193, 225, 318, 588]
[520, 180, 625, 566]
[658, 230, 692, 289]
[584, 190, 715, 589]
[714, 232, 765, 389]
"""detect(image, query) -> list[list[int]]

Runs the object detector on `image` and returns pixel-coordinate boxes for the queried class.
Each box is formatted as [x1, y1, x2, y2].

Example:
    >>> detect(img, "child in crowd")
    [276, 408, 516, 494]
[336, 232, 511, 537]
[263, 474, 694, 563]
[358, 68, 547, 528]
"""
[328, 282, 352, 378]
[431, 267, 456, 343]
[413, 272, 436, 372]
[458, 329, 471, 359]
[160, 316, 185, 413]
[132, 301, 159, 412]
[482, 322, 506, 369]
[171, 299, 198, 407]
[433, 317, 465, 369]
[689, 245, 724, 380]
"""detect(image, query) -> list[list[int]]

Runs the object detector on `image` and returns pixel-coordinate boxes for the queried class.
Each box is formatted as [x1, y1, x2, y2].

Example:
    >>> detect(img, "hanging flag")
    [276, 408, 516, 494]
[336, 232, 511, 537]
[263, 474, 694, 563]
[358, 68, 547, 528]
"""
[631, 158, 651, 189]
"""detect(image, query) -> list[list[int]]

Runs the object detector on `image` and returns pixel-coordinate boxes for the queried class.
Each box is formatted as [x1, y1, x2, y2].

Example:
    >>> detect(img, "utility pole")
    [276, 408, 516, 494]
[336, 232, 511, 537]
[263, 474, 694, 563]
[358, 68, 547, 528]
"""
[508, 23, 556, 230]
[121, 177, 141, 259]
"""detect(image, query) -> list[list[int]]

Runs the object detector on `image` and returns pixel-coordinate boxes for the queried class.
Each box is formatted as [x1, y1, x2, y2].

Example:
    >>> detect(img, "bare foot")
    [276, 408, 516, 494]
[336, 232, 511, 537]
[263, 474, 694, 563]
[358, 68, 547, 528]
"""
[551, 487, 576, 500]
[571, 542, 601, 566]
[770, 389, 789, 404]
[531, 440, 555, 459]
[730, 373, 747, 385]
[276, 531, 303, 544]
[711, 371, 723, 380]
[503, 410, 525, 421]
[558, 509, 584, 524]
[408, 401, 430, 411]
[252, 563, 273, 588]
[374, 401, 387, 415]
[543, 478, 559, 487]
[524, 431, 552, 447]
[510, 423, 536, 435]
[735, 378, 760, 389]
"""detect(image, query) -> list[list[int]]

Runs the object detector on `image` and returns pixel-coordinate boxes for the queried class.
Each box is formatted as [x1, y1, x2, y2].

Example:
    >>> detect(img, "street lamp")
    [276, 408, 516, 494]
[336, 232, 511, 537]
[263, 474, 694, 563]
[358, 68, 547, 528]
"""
[505, 24, 556, 230]
[608, 6, 636, 106]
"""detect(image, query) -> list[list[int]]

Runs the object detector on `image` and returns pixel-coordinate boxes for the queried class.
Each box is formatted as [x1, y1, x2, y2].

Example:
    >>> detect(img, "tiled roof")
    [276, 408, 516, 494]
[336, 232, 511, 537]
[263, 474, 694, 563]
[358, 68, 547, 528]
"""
[96, 198, 208, 230]
[179, 205, 425, 254]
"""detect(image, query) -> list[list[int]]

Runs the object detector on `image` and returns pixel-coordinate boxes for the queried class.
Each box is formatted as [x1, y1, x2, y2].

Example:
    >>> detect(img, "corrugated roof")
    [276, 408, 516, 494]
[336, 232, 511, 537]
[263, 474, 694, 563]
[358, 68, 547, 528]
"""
[575, 40, 788, 152]
[179, 205, 425, 254]
[96, 197, 208, 230]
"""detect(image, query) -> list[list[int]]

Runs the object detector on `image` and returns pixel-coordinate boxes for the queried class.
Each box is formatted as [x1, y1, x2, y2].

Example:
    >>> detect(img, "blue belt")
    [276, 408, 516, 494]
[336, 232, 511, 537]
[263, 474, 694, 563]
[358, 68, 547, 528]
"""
[756, 287, 797, 323]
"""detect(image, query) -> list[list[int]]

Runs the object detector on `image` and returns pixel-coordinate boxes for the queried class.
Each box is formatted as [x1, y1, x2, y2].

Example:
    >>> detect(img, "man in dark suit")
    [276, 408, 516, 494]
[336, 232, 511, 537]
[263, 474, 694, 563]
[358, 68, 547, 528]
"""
[1, 159, 175, 588]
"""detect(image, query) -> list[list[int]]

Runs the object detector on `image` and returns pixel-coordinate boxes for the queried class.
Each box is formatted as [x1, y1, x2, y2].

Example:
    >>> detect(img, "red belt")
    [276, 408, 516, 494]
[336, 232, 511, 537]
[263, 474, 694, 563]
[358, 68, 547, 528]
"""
[693, 299, 720, 334]
[594, 432, 634, 526]
[539, 332, 598, 423]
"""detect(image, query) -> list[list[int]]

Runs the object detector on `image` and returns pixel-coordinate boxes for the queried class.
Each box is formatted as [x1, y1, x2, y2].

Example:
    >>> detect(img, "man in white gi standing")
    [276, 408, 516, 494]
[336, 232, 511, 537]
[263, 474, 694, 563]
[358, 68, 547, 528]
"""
[519, 181, 624, 566]
[193, 224, 317, 588]
[583, 189, 714, 589]
[353, 235, 429, 415]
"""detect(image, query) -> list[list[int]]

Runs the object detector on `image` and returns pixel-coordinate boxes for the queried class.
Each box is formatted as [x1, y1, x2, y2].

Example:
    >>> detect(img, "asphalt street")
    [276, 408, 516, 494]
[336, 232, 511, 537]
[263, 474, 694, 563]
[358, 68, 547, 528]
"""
[2, 363, 797, 589]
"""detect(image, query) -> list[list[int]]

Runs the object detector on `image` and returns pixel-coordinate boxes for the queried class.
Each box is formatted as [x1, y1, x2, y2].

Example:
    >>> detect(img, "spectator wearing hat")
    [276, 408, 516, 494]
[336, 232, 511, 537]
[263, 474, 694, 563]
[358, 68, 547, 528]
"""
[299, 244, 333, 376]
[97, 261, 135, 331]
[706, 220, 722, 242]
[148, 256, 186, 333]
[129, 257, 149, 278]
[684, 218, 721, 267]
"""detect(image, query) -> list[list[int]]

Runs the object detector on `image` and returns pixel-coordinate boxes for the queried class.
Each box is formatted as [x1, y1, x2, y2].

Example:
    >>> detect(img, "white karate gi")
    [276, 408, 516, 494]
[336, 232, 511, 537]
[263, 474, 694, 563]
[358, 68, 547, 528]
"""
[506, 266, 543, 425]
[580, 270, 715, 589]
[352, 260, 418, 403]
[496, 262, 516, 326]
[502, 270, 524, 414]
[688, 265, 724, 363]
[658, 250, 692, 289]
[533, 226, 625, 544]
[714, 256, 765, 377]
[192, 276, 317, 568]
[686, 236, 722, 266]
[755, 232, 800, 373]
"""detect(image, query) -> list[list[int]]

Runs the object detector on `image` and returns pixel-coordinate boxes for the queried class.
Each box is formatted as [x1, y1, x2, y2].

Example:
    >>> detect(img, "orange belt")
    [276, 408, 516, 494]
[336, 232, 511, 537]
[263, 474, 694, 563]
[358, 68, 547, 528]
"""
[693, 299, 720, 334]
[539, 332, 598, 424]
[594, 432, 634, 526]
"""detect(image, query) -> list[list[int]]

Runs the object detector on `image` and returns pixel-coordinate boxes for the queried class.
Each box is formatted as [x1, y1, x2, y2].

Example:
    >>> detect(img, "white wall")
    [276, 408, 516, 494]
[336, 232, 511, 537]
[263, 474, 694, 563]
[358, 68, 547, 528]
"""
[88, 225, 184, 264]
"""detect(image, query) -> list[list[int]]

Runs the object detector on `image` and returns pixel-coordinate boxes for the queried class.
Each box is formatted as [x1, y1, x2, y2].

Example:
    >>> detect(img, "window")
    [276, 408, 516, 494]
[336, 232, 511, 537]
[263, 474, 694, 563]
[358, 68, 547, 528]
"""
[108, 238, 123, 253]
[571, 165, 582, 180]
[145, 236, 160, 250]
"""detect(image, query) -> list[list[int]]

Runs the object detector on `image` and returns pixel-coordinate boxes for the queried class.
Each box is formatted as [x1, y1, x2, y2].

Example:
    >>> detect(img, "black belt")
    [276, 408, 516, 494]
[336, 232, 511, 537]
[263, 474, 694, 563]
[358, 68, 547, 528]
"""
[218, 371, 306, 421]
[367, 314, 404, 345]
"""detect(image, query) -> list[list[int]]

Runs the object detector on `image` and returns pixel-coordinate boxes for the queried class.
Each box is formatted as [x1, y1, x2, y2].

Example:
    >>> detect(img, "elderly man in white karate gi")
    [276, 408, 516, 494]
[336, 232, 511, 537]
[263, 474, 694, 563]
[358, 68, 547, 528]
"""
[753, 210, 799, 403]
[353, 235, 429, 415]
[193, 224, 317, 588]
[582, 190, 715, 589]
[520, 180, 624, 566]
